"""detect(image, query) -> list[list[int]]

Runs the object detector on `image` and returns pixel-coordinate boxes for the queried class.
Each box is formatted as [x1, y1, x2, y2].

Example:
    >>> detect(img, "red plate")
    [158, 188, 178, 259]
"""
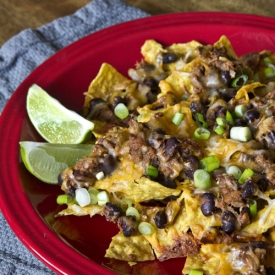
[1, 12, 275, 275]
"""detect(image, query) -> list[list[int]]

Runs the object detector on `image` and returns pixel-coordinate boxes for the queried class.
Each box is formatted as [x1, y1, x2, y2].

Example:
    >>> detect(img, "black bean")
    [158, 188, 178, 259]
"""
[242, 179, 258, 199]
[113, 96, 124, 106]
[201, 200, 216, 216]
[156, 174, 177, 189]
[165, 137, 179, 157]
[57, 171, 64, 186]
[244, 109, 260, 123]
[146, 91, 156, 104]
[221, 211, 237, 234]
[120, 216, 137, 237]
[190, 101, 205, 114]
[216, 106, 227, 118]
[162, 52, 178, 64]
[257, 177, 269, 192]
[218, 88, 237, 101]
[89, 98, 105, 110]
[103, 202, 123, 222]
[220, 70, 231, 85]
[154, 210, 167, 229]
[143, 78, 158, 91]
[99, 155, 116, 175]
[185, 155, 200, 171]
[201, 192, 216, 217]
[250, 241, 267, 248]
[202, 192, 215, 201]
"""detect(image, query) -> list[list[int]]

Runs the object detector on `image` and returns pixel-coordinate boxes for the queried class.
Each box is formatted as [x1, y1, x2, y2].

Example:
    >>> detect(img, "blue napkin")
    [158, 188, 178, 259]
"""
[0, 0, 149, 274]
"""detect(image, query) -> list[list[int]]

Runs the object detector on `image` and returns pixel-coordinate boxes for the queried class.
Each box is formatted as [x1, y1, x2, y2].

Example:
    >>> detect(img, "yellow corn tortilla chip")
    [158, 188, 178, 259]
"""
[56, 203, 103, 217]
[141, 39, 165, 65]
[137, 101, 197, 138]
[213, 35, 239, 60]
[105, 232, 155, 262]
[126, 177, 181, 202]
[84, 63, 130, 108]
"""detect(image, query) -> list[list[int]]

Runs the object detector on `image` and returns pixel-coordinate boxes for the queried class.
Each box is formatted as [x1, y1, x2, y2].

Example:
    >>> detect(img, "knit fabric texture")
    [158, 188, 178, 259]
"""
[0, 0, 149, 274]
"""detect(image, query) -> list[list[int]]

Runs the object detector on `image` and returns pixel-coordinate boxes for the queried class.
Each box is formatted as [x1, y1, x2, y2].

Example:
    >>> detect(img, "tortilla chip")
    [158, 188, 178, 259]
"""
[84, 63, 130, 108]
[213, 35, 239, 60]
[105, 232, 155, 262]
[235, 82, 265, 102]
[137, 101, 197, 138]
[125, 177, 181, 202]
[56, 203, 103, 217]
[141, 39, 165, 65]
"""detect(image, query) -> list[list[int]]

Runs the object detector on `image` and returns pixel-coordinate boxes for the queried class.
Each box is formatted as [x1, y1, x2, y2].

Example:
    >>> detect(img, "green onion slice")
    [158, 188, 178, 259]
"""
[189, 269, 203, 275]
[126, 206, 140, 221]
[227, 166, 242, 180]
[194, 127, 210, 140]
[200, 155, 220, 172]
[264, 57, 272, 65]
[96, 171, 105, 180]
[114, 103, 129, 119]
[193, 169, 211, 190]
[75, 188, 91, 207]
[231, 74, 248, 88]
[56, 194, 73, 205]
[172, 112, 184, 126]
[238, 168, 254, 184]
[146, 165, 159, 178]
[230, 126, 252, 142]
[249, 200, 257, 217]
[120, 198, 133, 212]
[138, 222, 155, 235]
[214, 125, 225, 135]
[89, 193, 98, 205]
[226, 111, 235, 126]
[216, 117, 227, 127]
[264, 67, 275, 78]
[97, 190, 110, 206]
[88, 187, 99, 196]
[234, 104, 248, 118]
[195, 113, 208, 128]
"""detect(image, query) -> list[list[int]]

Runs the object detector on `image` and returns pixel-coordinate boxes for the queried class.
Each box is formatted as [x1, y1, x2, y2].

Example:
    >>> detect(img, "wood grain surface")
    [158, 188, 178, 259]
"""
[1, 0, 275, 46]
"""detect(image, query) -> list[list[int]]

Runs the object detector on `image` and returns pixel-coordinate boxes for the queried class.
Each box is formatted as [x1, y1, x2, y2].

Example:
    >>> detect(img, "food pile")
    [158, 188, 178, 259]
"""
[35, 36, 275, 274]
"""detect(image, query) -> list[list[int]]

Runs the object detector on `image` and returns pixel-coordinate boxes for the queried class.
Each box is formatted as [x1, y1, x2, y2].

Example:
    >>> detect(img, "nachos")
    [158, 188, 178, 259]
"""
[57, 35, 275, 274]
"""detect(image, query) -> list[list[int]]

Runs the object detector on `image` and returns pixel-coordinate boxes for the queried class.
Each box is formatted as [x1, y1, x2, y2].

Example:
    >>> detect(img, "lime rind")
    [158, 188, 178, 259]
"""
[26, 84, 94, 144]
[20, 141, 94, 184]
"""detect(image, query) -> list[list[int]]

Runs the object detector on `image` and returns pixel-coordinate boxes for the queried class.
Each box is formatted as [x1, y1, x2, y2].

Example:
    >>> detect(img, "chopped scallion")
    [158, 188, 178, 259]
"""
[249, 200, 257, 217]
[126, 206, 140, 221]
[146, 165, 158, 178]
[96, 171, 105, 180]
[194, 127, 210, 140]
[138, 222, 155, 235]
[231, 74, 248, 88]
[114, 103, 129, 119]
[214, 125, 225, 135]
[230, 126, 252, 142]
[120, 198, 133, 212]
[75, 188, 91, 207]
[227, 166, 242, 180]
[264, 67, 275, 78]
[97, 190, 110, 206]
[216, 117, 227, 127]
[194, 113, 208, 128]
[56, 194, 73, 205]
[238, 168, 254, 184]
[264, 57, 272, 65]
[234, 104, 248, 118]
[193, 169, 211, 190]
[189, 269, 203, 275]
[200, 155, 220, 172]
[88, 187, 99, 196]
[226, 111, 235, 126]
[172, 112, 184, 126]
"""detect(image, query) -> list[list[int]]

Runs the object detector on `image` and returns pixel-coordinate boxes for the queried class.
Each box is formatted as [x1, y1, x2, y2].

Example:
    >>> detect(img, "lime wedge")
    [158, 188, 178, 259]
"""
[27, 84, 94, 144]
[20, 141, 94, 184]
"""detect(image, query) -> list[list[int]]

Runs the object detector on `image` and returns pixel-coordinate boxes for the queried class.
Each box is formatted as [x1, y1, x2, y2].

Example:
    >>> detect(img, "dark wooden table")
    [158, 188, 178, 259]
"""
[1, 0, 275, 46]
